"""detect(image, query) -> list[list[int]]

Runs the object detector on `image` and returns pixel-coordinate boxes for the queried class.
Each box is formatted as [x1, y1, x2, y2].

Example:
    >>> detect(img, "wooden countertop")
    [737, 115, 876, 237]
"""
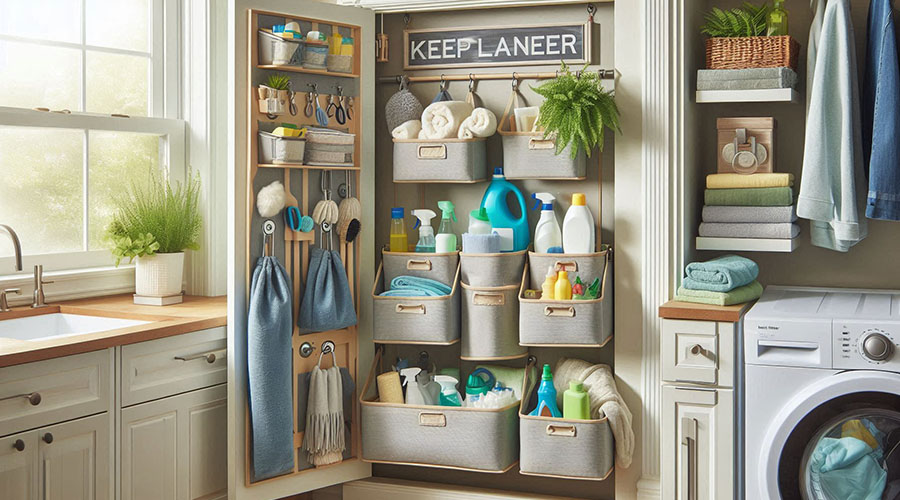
[0, 294, 226, 367]
[658, 299, 754, 323]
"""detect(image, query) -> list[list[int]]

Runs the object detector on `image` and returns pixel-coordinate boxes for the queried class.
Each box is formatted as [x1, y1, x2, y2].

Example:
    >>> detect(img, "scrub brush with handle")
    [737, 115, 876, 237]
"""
[338, 170, 361, 244]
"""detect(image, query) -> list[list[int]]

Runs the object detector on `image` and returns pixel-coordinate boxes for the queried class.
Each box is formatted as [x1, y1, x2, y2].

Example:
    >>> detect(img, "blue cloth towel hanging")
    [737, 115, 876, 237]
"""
[299, 246, 358, 333]
[247, 256, 294, 481]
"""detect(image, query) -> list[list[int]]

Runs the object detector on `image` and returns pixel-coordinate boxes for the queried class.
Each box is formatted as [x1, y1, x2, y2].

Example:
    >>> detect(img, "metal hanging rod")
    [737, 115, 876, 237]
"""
[377, 68, 616, 85]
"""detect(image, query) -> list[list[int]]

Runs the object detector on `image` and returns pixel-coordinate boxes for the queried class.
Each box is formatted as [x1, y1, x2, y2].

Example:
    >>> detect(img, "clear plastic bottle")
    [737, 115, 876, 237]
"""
[435, 201, 458, 253]
[389, 207, 408, 252]
[412, 209, 436, 253]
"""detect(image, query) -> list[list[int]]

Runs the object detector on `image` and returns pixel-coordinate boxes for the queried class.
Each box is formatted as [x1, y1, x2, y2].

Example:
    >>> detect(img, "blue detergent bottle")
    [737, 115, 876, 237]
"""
[480, 167, 529, 252]
[529, 364, 562, 418]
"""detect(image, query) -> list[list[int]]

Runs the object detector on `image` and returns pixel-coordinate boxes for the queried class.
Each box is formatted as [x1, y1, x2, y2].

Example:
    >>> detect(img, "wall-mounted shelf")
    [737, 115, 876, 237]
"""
[696, 236, 798, 253]
[696, 88, 799, 104]
[258, 162, 359, 170]
[257, 64, 360, 79]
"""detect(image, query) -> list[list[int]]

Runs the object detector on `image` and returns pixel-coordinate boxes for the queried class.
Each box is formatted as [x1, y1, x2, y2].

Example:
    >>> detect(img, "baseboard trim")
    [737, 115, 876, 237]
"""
[343, 478, 571, 500]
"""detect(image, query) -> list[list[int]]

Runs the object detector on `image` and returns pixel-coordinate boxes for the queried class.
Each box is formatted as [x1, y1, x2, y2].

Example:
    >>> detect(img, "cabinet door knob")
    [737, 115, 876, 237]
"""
[42, 433, 53, 444]
[12, 439, 25, 452]
[0, 392, 41, 405]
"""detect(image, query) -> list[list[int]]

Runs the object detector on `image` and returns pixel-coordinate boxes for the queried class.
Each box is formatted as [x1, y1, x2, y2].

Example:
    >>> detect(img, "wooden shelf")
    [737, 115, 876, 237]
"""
[257, 64, 359, 79]
[696, 236, 798, 253]
[695, 88, 799, 103]
[659, 300, 754, 323]
[259, 162, 359, 171]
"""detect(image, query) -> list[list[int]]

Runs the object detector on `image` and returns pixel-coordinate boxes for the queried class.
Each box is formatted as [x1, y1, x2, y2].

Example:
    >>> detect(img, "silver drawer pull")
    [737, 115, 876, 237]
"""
[0, 392, 42, 406]
[175, 349, 226, 364]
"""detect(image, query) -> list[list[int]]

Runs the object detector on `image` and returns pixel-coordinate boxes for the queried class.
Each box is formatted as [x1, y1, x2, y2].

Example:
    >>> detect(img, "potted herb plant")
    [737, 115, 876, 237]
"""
[106, 173, 202, 299]
[532, 62, 620, 159]
[701, 2, 799, 70]
[258, 74, 291, 115]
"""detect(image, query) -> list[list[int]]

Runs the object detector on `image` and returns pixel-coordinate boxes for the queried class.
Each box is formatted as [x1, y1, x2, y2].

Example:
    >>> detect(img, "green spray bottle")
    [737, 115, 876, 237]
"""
[435, 201, 458, 253]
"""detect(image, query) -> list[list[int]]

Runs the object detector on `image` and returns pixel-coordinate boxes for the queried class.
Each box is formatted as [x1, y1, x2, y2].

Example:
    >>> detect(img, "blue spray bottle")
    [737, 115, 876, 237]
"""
[480, 167, 529, 252]
[529, 364, 562, 417]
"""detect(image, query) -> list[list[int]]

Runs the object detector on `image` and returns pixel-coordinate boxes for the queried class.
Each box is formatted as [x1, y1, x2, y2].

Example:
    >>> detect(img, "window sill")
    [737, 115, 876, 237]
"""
[0, 265, 135, 307]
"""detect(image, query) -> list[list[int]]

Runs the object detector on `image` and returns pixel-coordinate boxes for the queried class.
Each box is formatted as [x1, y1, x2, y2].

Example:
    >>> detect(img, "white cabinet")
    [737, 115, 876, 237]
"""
[39, 413, 111, 500]
[0, 430, 37, 499]
[120, 384, 227, 500]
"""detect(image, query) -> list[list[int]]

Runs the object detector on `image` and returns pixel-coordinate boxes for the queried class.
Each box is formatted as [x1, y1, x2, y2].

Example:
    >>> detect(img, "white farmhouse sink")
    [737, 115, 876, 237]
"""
[0, 313, 150, 342]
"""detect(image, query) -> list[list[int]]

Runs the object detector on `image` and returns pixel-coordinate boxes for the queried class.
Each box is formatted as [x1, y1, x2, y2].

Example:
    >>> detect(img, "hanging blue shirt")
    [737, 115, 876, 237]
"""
[862, 0, 900, 221]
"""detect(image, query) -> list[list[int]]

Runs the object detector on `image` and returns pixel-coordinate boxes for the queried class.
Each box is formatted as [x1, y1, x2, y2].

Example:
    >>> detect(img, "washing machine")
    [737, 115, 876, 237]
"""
[745, 286, 900, 500]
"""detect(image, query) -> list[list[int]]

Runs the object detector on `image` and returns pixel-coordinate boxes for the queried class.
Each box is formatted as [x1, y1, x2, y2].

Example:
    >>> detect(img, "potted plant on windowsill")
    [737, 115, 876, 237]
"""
[701, 2, 799, 70]
[106, 173, 202, 302]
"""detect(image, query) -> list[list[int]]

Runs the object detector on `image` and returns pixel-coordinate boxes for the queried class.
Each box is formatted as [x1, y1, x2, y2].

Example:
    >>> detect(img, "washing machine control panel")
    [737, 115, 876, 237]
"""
[834, 324, 900, 370]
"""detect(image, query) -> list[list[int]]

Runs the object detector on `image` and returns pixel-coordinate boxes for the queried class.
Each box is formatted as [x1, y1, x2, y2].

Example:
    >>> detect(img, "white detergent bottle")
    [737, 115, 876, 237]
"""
[399, 367, 425, 404]
[532, 192, 563, 254]
[411, 209, 436, 253]
[562, 193, 595, 254]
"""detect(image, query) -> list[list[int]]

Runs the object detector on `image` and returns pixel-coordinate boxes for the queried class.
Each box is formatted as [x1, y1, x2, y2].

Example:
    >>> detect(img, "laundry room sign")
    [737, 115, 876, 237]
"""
[403, 23, 591, 70]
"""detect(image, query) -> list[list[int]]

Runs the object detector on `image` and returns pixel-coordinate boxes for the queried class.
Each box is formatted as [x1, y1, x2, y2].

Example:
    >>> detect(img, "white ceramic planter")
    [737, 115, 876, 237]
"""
[135, 252, 184, 297]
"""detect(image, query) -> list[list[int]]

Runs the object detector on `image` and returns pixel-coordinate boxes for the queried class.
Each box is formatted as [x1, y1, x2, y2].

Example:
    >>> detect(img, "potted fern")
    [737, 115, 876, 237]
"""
[702, 2, 799, 70]
[106, 173, 202, 301]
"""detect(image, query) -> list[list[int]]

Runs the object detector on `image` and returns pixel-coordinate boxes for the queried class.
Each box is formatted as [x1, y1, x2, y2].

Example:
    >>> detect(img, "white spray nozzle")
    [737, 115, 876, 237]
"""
[434, 375, 459, 393]
[412, 209, 436, 229]
[532, 192, 556, 210]
[399, 367, 422, 386]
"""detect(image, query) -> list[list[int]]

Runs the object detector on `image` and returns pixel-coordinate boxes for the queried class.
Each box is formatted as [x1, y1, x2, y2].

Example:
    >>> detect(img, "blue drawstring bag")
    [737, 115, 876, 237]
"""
[299, 246, 357, 333]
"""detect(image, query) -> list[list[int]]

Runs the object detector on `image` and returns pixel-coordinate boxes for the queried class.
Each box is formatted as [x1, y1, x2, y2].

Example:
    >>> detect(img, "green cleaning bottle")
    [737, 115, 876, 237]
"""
[766, 0, 788, 36]
[435, 201, 458, 253]
[563, 381, 590, 420]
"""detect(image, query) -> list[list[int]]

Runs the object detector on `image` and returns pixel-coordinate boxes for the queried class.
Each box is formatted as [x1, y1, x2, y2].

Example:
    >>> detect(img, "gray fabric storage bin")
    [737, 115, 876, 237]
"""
[372, 262, 460, 344]
[381, 251, 459, 287]
[518, 410, 615, 480]
[459, 251, 526, 287]
[526, 246, 610, 290]
[519, 249, 613, 347]
[392, 138, 488, 183]
[360, 352, 532, 472]
[500, 133, 587, 180]
[461, 283, 527, 361]
[258, 131, 306, 164]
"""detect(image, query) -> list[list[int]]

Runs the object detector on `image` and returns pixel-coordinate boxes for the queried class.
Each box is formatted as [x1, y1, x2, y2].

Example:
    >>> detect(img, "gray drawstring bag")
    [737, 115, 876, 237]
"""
[247, 256, 294, 481]
[385, 78, 424, 132]
[299, 246, 357, 333]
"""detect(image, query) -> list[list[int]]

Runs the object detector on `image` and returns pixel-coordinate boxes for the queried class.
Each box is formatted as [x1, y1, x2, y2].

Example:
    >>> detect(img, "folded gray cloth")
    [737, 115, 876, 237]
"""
[697, 78, 795, 91]
[702, 205, 797, 223]
[697, 67, 798, 83]
[699, 222, 800, 239]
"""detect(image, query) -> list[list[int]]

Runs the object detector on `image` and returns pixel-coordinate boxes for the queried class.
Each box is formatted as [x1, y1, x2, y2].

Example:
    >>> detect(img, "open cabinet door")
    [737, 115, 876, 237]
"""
[227, 1, 376, 499]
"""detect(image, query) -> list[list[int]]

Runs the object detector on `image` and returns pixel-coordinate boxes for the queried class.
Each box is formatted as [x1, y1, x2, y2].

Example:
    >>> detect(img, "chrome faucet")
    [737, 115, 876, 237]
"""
[0, 224, 23, 272]
[31, 265, 52, 308]
[0, 288, 19, 312]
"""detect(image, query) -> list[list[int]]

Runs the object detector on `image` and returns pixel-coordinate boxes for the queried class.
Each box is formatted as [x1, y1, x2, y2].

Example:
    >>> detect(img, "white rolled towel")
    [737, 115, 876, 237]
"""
[391, 119, 422, 139]
[420, 100, 473, 139]
[457, 108, 498, 139]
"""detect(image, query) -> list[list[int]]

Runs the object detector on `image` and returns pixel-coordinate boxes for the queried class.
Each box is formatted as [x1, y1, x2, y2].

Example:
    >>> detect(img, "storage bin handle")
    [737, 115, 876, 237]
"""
[472, 292, 505, 306]
[418, 412, 447, 427]
[528, 137, 555, 150]
[417, 144, 447, 160]
[554, 261, 578, 272]
[546, 424, 577, 437]
[406, 259, 433, 271]
[395, 303, 426, 314]
[544, 306, 576, 318]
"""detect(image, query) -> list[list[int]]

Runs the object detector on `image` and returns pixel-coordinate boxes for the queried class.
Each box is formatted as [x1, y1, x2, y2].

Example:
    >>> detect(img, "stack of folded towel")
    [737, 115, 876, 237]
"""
[700, 173, 799, 243]
[390, 101, 498, 141]
[697, 67, 798, 91]
[675, 255, 763, 306]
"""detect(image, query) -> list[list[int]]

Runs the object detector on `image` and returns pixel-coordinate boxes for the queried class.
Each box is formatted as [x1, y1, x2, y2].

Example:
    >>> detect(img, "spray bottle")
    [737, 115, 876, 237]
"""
[411, 209, 436, 253]
[434, 375, 462, 407]
[532, 193, 563, 254]
[399, 367, 424, 404]
[435, 201, 458, 253]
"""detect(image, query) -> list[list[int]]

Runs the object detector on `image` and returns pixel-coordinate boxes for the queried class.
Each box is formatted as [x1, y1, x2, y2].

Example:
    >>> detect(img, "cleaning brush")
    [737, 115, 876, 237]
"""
[338, 171, 361, 244]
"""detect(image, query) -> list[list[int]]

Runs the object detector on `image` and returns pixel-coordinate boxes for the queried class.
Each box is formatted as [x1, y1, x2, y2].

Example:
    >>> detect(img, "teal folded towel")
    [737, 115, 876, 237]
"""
[380, 275, 451, 297]
[675, 281, 763, 306]
[683, 255, 759, 292]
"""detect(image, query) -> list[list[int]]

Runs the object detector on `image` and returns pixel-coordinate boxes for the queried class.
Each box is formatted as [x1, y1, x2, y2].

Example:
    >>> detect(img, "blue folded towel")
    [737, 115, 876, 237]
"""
[380, 275, 451, 297]
[462, 232, 502, 253]
[683, 255, 758, 293]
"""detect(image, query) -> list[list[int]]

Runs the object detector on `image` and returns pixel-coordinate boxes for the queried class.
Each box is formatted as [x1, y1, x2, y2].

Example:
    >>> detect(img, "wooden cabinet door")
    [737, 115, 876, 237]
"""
[121, 385, 226, 500]
[662, 386, 734, 500]
[0, 430, 37, 500]
[38, 413, 111, 500]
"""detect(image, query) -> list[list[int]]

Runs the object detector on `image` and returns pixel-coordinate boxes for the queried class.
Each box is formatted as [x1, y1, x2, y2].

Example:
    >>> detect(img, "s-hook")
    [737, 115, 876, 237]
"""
[305, 83, 317, 117]
[468, 73, 475, 92]
[334, 86, 346, 125]
[511, 72, 519, 92]
[326, 94, 337, 117]
[439, 74, 449, 93]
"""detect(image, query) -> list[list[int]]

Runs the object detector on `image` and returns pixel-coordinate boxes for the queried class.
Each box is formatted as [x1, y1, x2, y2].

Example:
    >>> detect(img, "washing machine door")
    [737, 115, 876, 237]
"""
[758, 370, 900, 500]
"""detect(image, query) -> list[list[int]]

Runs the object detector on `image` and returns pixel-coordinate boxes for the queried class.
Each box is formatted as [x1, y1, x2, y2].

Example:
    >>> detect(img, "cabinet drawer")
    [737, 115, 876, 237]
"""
[662, 320, 734, 386]
[121, 327, 226, 407]
[0, 350, 111, 437]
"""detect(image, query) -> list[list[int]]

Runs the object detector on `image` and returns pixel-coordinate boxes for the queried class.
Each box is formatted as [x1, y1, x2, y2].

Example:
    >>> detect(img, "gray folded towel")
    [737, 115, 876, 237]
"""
[697, 67, 798, 83]
[702, 205, 797, 223]
[697, 79, 795, 91]
[699, 222, 800, 239]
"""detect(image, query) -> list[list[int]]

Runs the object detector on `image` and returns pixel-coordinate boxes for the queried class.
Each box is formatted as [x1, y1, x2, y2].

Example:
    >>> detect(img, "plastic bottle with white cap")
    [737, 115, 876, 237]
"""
[562, 193, 595, 254]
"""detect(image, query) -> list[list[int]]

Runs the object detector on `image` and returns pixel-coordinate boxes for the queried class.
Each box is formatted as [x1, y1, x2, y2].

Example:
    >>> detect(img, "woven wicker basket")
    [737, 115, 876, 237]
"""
[705, 35, 799, 70]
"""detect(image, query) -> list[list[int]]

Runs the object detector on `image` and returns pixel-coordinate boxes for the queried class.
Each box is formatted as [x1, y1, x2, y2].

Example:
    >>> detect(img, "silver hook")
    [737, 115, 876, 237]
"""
[468, 73, 475, 92]
[511, 73, 519, 92]
[316, 340, 337, 368]
[261, 219, 275, 257]
[440, 74, 449, 92]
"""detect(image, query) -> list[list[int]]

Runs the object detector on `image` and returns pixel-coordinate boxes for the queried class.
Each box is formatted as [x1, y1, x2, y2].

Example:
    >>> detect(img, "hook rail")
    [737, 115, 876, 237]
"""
[377, 68, 616, 85]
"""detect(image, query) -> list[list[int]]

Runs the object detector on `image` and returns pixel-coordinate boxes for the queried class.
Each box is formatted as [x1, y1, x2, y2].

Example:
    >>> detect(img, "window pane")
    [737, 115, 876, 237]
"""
[88, 131, 160, 250]
[0, 0, 81, 43]
[0, 126, 83, 257]
[86, 0, 151, 52]
[86, 51, 149, 116]
[0, 41, 82, 111]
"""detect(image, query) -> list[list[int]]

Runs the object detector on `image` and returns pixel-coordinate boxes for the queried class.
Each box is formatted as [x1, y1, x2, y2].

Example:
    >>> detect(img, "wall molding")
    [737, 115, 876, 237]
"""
[337, 0, 612, 13]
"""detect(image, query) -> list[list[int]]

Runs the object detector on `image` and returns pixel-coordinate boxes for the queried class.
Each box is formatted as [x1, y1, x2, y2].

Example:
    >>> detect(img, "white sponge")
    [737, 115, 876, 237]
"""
[257, 180, 286, 217]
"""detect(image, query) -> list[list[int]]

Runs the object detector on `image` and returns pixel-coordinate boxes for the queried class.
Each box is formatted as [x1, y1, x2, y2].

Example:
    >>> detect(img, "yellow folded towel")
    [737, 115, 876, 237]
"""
[706, 173, 794, 189]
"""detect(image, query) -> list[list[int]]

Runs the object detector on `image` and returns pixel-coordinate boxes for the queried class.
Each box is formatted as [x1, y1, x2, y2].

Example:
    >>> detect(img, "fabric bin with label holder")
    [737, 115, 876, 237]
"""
[303, 42, 328, 69]
[461, 283, 526, 361]
[372, 261, 460, 345]
[459, 250, 526, 287]
[518, 386, 615, 481]
[381, 251, 458, 287]
[327, 54, 353, 73]
[305, 128, 355, 166]
[360, 351, 532, 472]
[519, 248, 613, 347]
[258, 30, 303, 66]
[258, 130, 306, 164]
[393, 138, 488, 183]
